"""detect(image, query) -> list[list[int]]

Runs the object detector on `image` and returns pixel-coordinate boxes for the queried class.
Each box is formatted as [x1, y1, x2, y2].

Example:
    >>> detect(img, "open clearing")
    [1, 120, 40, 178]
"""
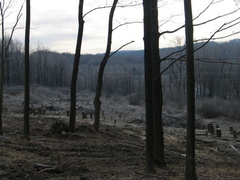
[1, 86, 240, 180]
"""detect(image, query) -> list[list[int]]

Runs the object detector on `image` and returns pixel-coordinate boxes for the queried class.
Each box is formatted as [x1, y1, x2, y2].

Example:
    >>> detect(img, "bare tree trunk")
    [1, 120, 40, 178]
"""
[128, 71, 132, 103]
[143, 0, 155, 173]
[0, 1, 5, 135]
[24, 0, 31, 139]
[69, 0, 84, 133]
[151, 0, 166, 167]
[0, 51, 3, 135]
[184, 0, 197, 179]
[0, 1, 23, 134]
[93, 0, 118, 132]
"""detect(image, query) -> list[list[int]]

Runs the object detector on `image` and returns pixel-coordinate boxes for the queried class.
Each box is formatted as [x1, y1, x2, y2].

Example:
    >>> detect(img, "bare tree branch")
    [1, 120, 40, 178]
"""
[193, 0, 215, 21]
[162, 47, 185, 61]
[83, 2, 140, 18]
[196, 58, 240, 65]
[159, 2, 240, 37]
[219, 16, 240, 31]
[113, 21, 142, 31]
[160, 54, 186, 75]
[5, 3, 23, 60]
[83, 5, 111, 18]
[159, 24, 184, 37]
[109, 40, 134, 58]
[161, 23, 226, 75]
[209, 31, 240, 41]
[159, 13, 182, 28]
[194, 24, 225, 52]
[194, 7, 240, 27]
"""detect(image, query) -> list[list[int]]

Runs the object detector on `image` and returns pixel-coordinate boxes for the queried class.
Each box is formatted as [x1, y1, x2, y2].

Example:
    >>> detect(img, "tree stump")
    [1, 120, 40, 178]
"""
[208, 124, 214, 134]
[90, 112, 93, 119]
[51, 120, 69, 134]
[82, 111, 87, 119]
[233, 131, 237, 138]
[216, 128, 221, 137]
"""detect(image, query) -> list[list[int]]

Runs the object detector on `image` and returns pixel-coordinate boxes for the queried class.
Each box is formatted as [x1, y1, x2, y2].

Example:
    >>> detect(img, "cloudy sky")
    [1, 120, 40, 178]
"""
[5, 0, 240, 54]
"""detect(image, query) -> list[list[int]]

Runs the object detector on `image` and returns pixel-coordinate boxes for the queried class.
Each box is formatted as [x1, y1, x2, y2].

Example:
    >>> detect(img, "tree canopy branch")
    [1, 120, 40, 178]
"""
[159, 3, 240, 37]
[109, 40, 134, 58]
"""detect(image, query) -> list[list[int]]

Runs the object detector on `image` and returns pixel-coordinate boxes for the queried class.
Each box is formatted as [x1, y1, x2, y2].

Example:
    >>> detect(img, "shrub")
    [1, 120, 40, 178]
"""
[163, 89, 186, 108]
[196, 98, 226, 118]
[130, 93, 141, 106]
[226, 101, 240, 120]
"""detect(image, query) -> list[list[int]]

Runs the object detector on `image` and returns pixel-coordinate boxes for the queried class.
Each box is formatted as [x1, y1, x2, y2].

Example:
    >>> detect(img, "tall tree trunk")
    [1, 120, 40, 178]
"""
[0, 1, 5, 135]
[184, 0, 197, 179]
[24, 0, 31, 139]
[151, 0, 166, 167]
[0, 55, 3, 134]
[69, 0, 84, 133]
[93, 0, 118, 132]
[143, 0, 155, 173]
[0, 51, 3, 135]
[0, 1, 23, 134]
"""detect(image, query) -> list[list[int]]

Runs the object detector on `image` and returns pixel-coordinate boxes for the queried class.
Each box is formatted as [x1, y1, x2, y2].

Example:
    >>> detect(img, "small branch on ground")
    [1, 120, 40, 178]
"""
[34, 162, 71, 174]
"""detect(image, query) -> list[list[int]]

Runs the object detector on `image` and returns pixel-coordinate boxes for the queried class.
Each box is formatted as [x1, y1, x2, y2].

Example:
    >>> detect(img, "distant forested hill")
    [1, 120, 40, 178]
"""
[5, 39, 240, 100]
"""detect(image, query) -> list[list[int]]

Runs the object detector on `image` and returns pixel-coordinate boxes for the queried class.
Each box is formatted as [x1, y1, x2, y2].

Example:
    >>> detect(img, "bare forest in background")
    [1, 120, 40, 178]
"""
[2, 38, 240, 123]
[3, 39, 240, 103]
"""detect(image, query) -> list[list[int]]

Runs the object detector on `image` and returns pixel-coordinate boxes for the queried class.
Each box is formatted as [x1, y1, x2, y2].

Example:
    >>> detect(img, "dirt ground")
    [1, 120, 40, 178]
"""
[1, 86, 240, 180]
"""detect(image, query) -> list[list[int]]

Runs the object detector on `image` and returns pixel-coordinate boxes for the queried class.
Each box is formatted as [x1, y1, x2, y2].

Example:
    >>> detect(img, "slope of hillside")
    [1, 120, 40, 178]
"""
[1, 86, 240, 179]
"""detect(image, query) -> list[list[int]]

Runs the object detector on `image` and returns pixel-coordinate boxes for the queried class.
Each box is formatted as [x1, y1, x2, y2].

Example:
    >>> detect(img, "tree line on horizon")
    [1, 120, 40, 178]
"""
[2, 38, 240, 101]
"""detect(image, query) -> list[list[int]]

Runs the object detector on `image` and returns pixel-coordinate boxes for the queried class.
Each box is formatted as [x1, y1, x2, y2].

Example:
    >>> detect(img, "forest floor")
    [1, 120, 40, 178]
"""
[0, 86, 240, 180]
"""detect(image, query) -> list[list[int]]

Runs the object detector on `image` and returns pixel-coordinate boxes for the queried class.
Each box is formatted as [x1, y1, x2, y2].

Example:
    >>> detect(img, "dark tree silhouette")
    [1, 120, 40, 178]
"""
[93, 0, 118, 132]
[69, 0, 84, 132]
[143, 0, 155, 173]
[184, 0, 197, 179]
[151, 0, 166, 167]
[24, 0, 31, 139]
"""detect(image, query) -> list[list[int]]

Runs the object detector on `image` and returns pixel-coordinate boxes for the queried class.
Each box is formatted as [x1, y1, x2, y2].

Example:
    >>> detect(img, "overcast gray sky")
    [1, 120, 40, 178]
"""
[6, 0, 240, 54]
